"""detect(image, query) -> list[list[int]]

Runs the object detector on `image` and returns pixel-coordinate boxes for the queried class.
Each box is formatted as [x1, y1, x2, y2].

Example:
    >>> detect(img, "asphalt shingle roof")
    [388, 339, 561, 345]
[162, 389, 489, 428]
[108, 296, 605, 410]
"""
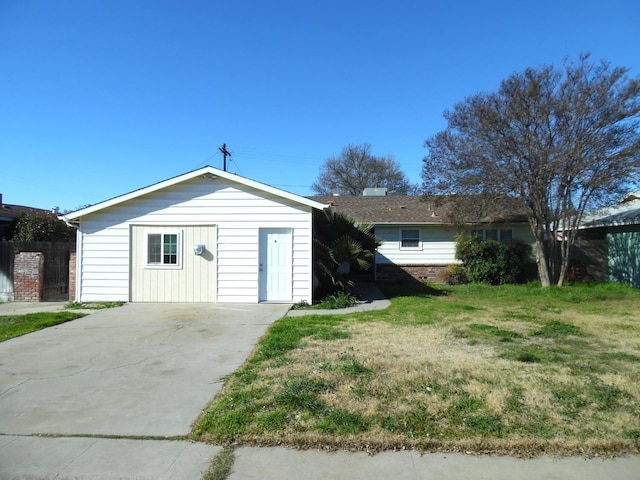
[310, 195, 530, 225]
[0, 203, 50, 222]
[309, 195, 447, 224]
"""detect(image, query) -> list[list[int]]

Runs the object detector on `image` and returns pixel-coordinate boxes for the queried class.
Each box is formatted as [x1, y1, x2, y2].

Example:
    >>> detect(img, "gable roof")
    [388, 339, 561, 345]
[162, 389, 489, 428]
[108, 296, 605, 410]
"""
[309, 195, 528, 225]
[63, 166, 330, 221]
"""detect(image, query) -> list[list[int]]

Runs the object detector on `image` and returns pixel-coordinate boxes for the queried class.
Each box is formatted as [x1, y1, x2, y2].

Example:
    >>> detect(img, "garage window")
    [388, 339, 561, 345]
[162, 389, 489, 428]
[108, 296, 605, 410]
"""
[147, 232, 181, 267]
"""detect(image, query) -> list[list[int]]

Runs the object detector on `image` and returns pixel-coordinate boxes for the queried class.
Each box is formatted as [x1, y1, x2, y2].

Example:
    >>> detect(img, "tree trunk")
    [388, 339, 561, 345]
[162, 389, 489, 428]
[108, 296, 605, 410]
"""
[557, 240, 570, 287]
[534, 238, 552, 287]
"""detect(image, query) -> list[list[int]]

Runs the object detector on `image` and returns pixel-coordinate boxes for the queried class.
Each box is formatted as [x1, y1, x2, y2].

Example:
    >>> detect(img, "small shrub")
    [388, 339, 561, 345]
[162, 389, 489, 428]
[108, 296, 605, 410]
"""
[440, 264, 469, 285]
[317, 291, 358, 309]
[291, 300, 310, 310]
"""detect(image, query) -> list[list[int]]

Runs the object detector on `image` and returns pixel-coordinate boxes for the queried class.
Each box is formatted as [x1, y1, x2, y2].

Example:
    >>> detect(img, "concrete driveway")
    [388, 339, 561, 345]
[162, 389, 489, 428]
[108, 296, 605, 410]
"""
[0, 302, 290, 478]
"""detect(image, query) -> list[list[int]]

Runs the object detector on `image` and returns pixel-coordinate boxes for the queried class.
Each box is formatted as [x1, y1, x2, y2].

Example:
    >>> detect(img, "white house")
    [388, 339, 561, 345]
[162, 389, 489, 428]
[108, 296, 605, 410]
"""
[310, 194, 534, 283]
[63, 166, 329, 303]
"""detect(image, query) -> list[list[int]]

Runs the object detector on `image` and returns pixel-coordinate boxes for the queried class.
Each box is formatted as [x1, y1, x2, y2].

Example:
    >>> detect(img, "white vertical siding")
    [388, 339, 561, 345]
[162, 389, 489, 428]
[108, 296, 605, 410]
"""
[130, 225, 217, 302]
[77, 177, 315, 303]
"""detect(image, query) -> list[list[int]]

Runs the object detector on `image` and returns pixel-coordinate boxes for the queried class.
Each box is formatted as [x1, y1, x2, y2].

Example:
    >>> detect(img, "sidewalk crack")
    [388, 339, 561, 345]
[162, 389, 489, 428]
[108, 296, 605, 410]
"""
[52, 438, 98, 479]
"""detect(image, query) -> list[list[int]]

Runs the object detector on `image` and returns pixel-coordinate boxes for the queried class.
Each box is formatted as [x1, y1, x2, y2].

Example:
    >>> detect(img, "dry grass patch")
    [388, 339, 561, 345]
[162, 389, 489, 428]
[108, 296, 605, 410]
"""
[192, 282, 640, 456]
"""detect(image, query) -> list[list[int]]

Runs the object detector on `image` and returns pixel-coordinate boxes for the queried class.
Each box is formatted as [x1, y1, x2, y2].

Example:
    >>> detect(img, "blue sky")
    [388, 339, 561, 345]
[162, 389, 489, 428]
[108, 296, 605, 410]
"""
[2, 0, 639, 211]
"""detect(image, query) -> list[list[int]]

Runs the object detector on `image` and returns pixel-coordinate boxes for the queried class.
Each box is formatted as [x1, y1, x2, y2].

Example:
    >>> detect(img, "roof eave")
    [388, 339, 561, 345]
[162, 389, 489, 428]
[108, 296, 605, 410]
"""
[62, 166, 329, 221]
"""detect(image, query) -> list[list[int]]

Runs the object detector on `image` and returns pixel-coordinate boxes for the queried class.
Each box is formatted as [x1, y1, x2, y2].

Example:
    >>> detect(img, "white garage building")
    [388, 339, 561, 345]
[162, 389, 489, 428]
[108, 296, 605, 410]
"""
[63, 166, 329, 303]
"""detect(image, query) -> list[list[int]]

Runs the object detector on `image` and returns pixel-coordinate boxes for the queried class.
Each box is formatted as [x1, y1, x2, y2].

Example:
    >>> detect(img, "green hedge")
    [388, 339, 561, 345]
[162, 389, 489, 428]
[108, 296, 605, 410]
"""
[456, 235, 531, 285]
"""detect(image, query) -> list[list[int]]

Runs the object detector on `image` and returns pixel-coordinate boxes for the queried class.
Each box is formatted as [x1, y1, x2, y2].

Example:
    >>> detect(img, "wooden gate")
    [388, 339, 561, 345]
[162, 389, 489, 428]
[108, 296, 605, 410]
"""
[41, 245, 72, 300]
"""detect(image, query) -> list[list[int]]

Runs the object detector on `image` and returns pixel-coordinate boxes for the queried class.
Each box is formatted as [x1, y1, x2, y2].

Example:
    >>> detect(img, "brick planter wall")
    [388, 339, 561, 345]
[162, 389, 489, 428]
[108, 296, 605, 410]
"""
[376, 264, 448, 284]
[14, 252, 44, 301]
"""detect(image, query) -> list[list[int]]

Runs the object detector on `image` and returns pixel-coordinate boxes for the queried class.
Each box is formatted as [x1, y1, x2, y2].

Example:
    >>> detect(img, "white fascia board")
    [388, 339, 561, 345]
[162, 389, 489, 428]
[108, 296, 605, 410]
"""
[62, 166, 329, 221]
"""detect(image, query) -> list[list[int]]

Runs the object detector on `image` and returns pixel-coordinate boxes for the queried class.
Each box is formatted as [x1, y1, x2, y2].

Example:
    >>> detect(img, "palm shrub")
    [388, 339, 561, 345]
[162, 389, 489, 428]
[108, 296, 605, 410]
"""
[455, 234, 531, 285]
[313, 210, 381, 299]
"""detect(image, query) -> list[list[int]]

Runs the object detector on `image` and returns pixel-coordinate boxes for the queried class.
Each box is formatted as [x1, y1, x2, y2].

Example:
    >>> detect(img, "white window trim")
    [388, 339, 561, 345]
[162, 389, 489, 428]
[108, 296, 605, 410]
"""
[145, 229, 183, 269]
[400, 228, 422, 250]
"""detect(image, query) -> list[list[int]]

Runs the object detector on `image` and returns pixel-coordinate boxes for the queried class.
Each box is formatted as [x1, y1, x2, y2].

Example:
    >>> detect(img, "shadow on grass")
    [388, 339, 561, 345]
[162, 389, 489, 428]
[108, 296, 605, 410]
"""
[377, 280, 447, 299]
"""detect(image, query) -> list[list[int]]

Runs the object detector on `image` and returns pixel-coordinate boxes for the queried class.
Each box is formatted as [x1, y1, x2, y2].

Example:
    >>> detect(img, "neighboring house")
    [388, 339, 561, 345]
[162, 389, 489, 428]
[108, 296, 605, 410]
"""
[309, 194, 533, 283]
[62, 167, 329, 304]
[576, 192, 640, 287]
[0, 194, 52, 240]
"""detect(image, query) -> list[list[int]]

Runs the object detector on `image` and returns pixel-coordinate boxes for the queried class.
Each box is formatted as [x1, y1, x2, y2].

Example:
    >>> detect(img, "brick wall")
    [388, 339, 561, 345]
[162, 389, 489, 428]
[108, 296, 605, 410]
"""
[14, 252, 44, 301]
[376, 264, 448, 284]
[69, 250, 76, 301]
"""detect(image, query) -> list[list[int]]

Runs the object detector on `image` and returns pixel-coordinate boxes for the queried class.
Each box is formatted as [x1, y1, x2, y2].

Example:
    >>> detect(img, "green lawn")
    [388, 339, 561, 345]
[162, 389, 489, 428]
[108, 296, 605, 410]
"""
[192, 282, 640, 456]
[0, 311, 87, 342]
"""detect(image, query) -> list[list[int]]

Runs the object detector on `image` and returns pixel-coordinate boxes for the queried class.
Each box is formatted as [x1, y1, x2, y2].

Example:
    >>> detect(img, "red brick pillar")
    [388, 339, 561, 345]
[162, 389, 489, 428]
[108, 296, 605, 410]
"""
[69, 250, 77, 301]
[14, 252, 44, 302]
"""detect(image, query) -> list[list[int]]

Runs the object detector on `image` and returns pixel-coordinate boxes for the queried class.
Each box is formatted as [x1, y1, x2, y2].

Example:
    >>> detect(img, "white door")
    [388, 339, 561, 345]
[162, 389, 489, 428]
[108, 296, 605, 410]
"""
[259, 228, 292, 302]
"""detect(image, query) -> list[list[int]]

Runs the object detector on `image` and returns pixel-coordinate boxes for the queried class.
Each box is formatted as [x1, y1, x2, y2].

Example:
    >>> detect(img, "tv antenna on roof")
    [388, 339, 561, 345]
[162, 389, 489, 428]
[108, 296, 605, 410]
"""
[218, 143, 231, 171]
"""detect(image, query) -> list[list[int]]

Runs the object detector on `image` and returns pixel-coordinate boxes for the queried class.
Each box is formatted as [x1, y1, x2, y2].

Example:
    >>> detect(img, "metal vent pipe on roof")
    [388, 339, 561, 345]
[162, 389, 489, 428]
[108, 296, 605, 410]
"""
[362, 188, 387, 196]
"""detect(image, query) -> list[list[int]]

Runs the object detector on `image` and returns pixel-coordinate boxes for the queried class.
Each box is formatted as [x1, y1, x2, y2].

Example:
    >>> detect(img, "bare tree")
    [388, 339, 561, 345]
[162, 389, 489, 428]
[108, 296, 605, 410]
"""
[313, 143, 416, 195]
[422, 54, 640, 286]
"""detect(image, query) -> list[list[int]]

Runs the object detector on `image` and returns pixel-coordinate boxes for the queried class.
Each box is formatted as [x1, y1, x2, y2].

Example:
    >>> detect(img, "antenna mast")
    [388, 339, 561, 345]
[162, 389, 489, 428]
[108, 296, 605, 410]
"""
[218, 143, 231, 171]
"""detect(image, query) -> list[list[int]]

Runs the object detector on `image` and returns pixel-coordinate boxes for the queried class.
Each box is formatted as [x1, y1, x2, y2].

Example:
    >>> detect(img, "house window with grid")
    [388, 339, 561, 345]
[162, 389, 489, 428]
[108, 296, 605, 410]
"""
[401, 229, 421, 249]
[469, 229, 513, 241]
[147, 233, 181, 266]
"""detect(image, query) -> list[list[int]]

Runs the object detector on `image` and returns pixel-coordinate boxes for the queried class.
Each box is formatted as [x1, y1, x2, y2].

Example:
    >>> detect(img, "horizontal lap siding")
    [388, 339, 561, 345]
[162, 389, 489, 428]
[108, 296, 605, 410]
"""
[376, 226, 458, 265]
[79, 224, 130, 301]
[375, 224, 535, 266]
[291, 228, 312, 302]
[78, 177, 315, 303]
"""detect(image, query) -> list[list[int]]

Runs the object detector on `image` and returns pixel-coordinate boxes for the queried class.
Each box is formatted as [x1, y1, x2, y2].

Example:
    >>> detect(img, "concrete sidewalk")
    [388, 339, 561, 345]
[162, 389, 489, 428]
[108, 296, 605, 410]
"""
[228, 447, 640, 480]
[0, 301, 75, 315]
[287, 282, 390, 316]
[2, 437, 638, 479]
[0, 435, 219, 479]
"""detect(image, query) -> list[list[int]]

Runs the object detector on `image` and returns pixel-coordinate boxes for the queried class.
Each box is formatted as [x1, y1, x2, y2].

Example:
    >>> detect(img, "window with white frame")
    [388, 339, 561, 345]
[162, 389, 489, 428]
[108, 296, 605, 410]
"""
[469, 228, 513, 241]
[147, 232, 181, 267]
[401, 228, 421, 249]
